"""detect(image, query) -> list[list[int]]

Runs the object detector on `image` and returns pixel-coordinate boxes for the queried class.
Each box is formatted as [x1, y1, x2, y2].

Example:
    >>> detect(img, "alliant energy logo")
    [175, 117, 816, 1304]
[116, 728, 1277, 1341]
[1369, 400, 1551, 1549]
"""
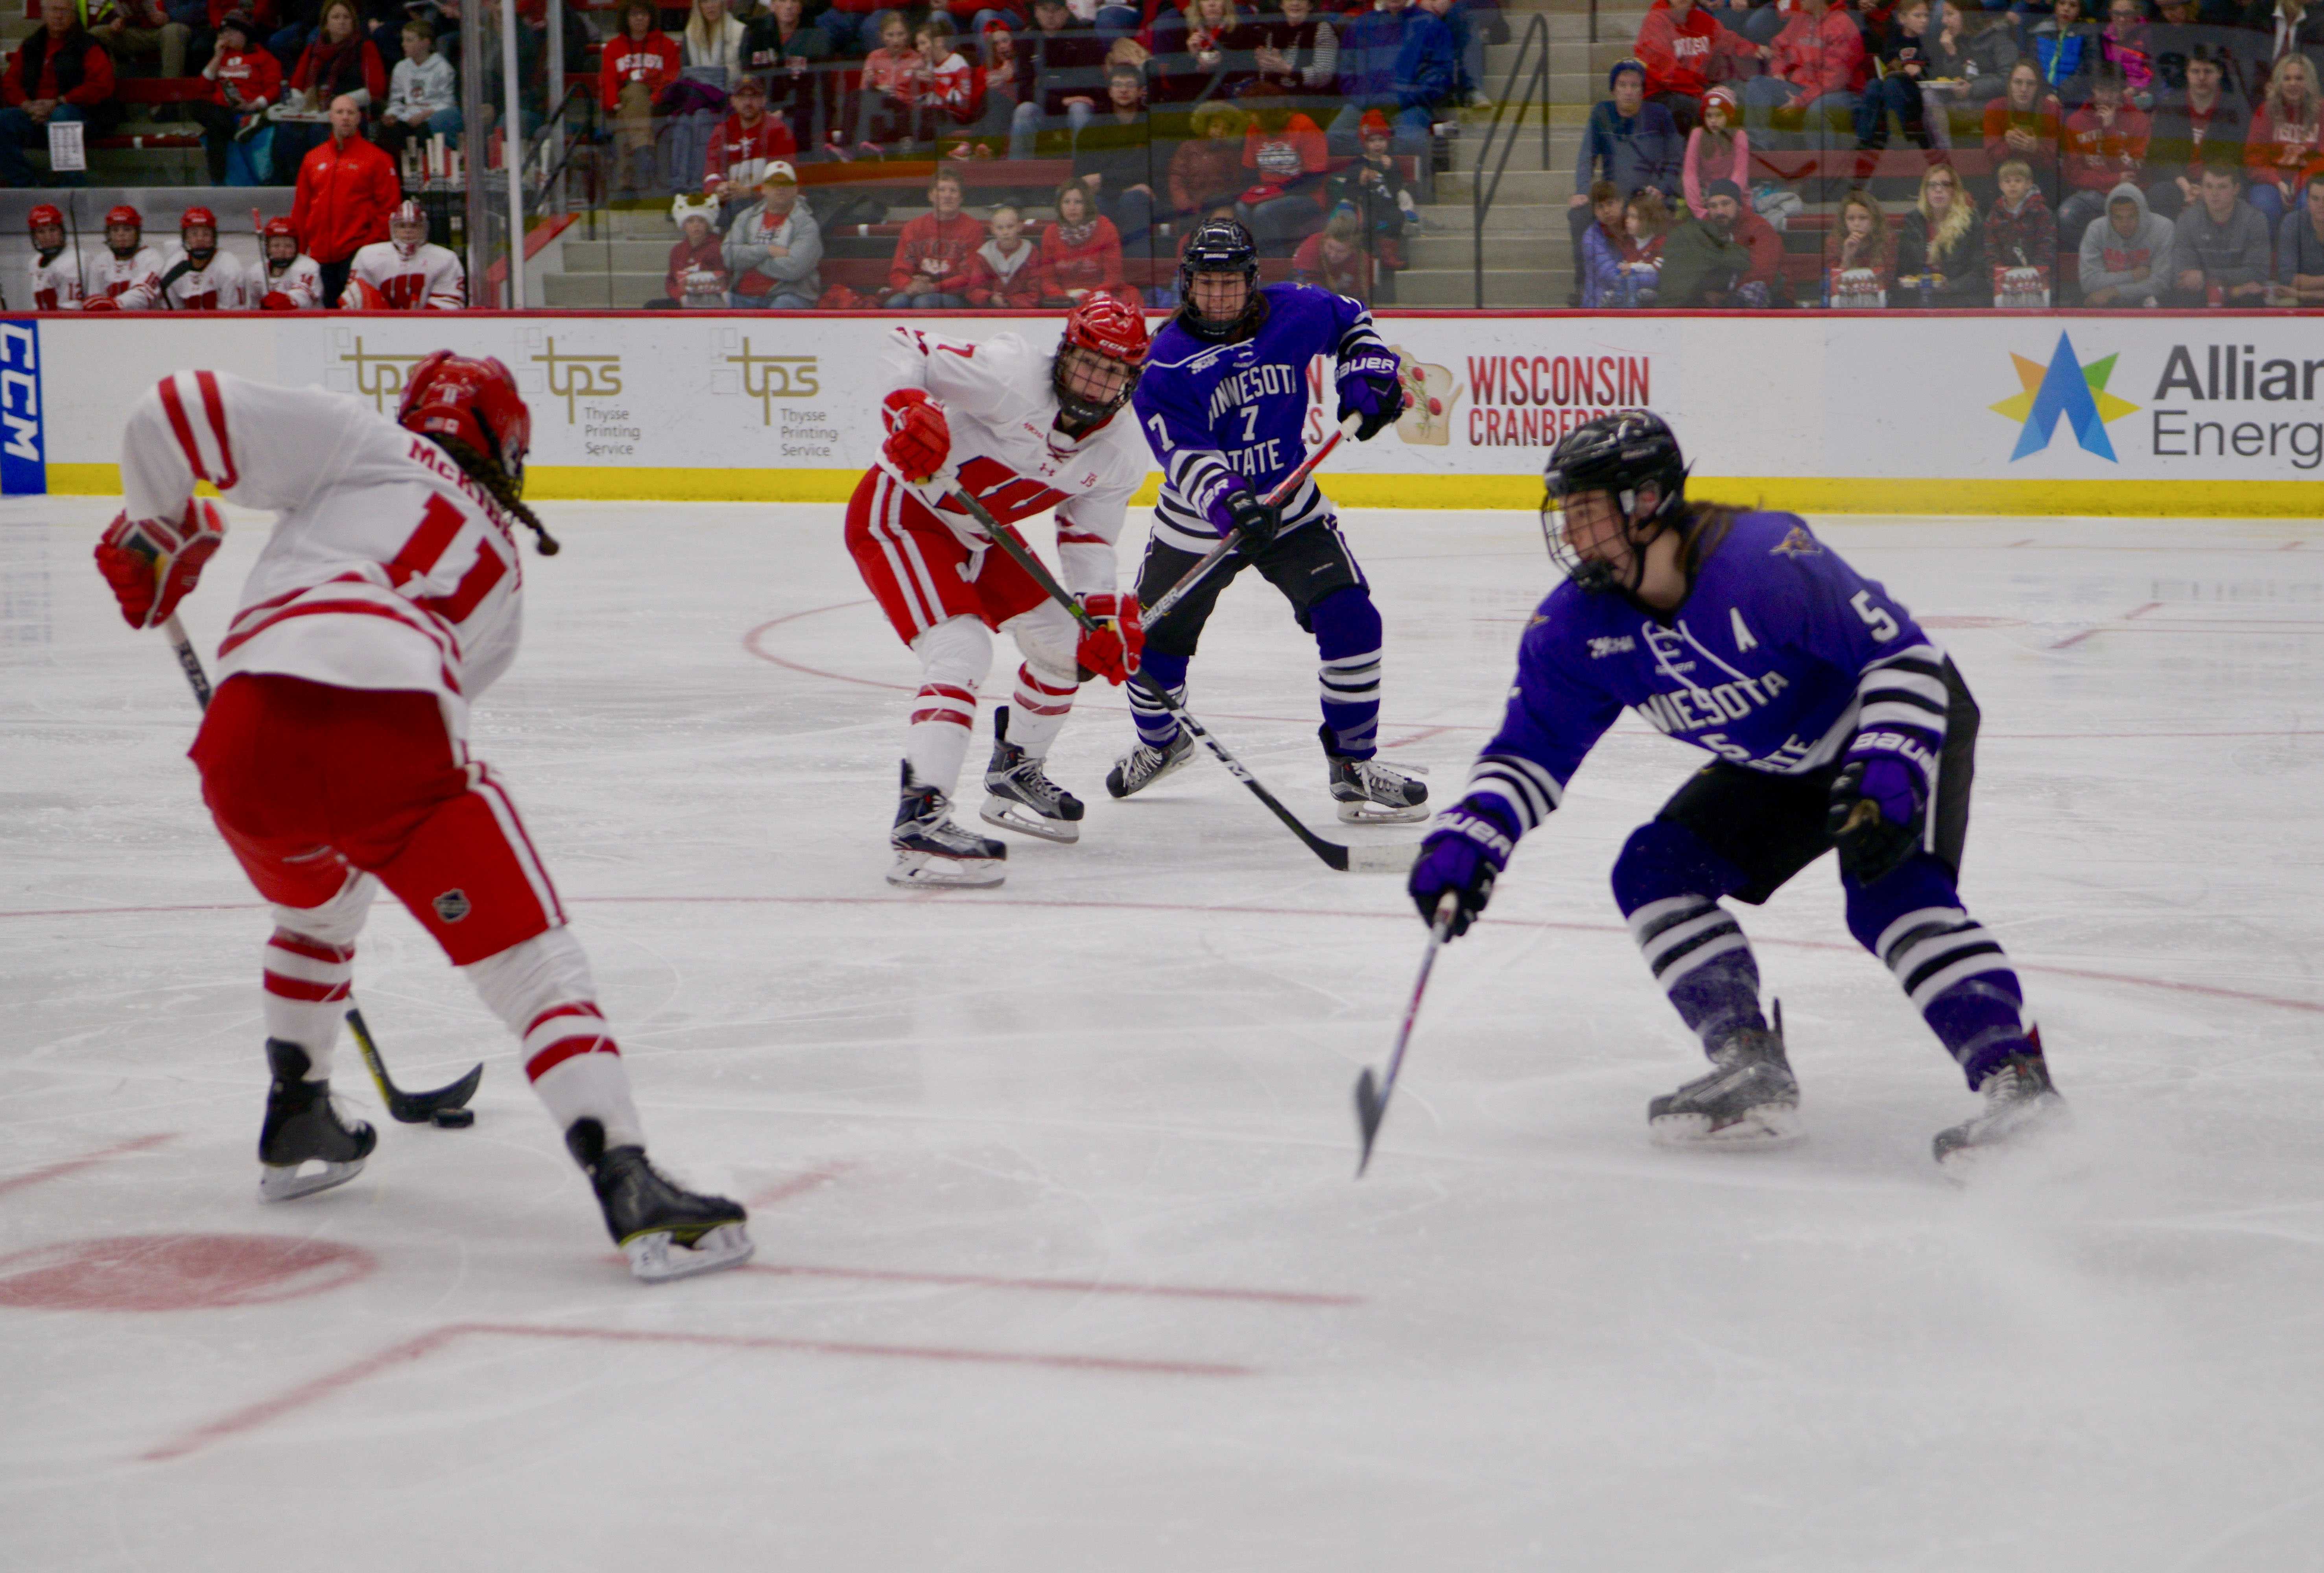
[1463, 351, 1653, 447]
[2148, 341, 2324, 470]
[1990, 332, 2137, 461]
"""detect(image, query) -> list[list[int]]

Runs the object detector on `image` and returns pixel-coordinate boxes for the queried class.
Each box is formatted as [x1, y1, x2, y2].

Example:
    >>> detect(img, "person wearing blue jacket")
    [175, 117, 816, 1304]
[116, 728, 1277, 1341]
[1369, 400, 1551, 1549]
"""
[1568, 59, 1684, 297]
[1330, 0, 1417, 153]
[1392, 0, 1461, 151]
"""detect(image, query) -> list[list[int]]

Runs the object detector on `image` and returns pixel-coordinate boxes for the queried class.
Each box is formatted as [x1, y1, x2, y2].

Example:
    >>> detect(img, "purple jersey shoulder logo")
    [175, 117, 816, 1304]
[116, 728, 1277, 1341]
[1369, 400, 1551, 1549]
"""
[1770, 525, 1821, 558]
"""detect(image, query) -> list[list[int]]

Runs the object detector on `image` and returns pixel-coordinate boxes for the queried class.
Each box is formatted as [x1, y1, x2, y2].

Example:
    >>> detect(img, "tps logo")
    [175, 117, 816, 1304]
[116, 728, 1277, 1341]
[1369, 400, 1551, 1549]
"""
[1990, 332, 2138, 461]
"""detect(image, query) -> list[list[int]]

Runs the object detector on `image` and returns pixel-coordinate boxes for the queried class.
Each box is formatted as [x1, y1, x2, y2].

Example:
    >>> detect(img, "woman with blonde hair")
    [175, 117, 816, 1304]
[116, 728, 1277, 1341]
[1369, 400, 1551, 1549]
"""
[1894, 161, 1984, 304]
[684, 0, 749, 77]
[2247, 53, 2322, 232]
[1823, 187, 1895, 304]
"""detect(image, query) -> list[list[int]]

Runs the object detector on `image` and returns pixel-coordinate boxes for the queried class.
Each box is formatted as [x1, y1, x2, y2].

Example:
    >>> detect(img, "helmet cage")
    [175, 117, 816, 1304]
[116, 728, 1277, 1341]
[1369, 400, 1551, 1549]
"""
[1175, 218, 1262, 343]
[1539, 411, 1688, 598]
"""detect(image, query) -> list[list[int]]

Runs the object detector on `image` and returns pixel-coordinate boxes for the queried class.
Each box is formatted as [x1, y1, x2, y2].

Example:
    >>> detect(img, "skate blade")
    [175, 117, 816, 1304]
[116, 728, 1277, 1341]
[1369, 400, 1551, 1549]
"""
[258, 1157, 367, 1201]
[886, 850, 1005, 888]
[1650, 1104, 1806, 1151]
[1935, 1108, 2080, 1186]
[980, 796, 1081, 843]
[1335, 799, 1430, 825]
[624, 1222, 754, 1283]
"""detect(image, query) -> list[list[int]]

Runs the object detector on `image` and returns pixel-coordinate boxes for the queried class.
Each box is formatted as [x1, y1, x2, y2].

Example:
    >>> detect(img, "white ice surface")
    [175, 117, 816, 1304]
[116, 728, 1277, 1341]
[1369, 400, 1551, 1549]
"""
[2, 501, 2321, 1573]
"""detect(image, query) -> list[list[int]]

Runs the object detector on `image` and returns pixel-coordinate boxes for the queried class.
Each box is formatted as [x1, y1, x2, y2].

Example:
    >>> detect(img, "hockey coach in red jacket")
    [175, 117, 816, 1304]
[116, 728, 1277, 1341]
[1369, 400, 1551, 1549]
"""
[290, 94, 399, 306]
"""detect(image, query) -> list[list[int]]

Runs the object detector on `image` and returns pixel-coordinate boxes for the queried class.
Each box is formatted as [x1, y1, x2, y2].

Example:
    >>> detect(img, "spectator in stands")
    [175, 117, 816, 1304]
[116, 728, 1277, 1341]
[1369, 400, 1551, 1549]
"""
[1169, 101, 1245, 230]
[1962, 8, 2026, 108]
[2273, 164, 2324, 297]
[2058, 58, 2151, 238]
[1914, 1, 1975, 147]
[2030, 0, 2101, 102]
[2077, 178, 2174, 297]
[2237, 0, 2324, 103]
[1743, 0, 1864, 150]
[1291, 202, 1374, 296]
[1568, 61, 1680, 282]
[286, 0, 383, 112]
[1890, 159, 1985, 300]
[1618, 188, 1669, 302]
[966, 21, 1020, 143]
[660, 191, 730, 306]
[1236, 89, 1330, 254]
[1824, 186, 1895, 297]
[1326, 108, 1421, 284]
[724, 160, 823, 305]
[1039, 174, 1137, 302]
[2100, 0, 2155, 105]
[1636, 0, 1751, 136]
[2245, 50, 2321, 229]
[743, 0, 832, 152]
[86, 0, 193, 90]
[1983, 56, 2063, 197]
[1391, 0, 1459, 151]
[887, 164, 980, 306]
[601, 0, 679, 196]
[685, 0, 749, 80]
[1012, 0, 1106, 156]
[1656, 177, 1756, 303]
[1074, 62, 1156, 256]
[1253, 0, 1339, 103]
[1329, 0, 1415, 155]
[815, 0, 888, 57]
[1985, 153, 2059, 283]
[1857, 0, 1938, 149]
[2145, 43, 2245, 215]
[703, 71, 797, 214]
[193, 10, 282, 183]
[1575, 177, 1631, 305]
[375, 18, 457, 164]
[963, 201, 1042, 305]
[1683, 83, 1748, 206]
[1151, 0, 1252, 103]
[289, 92, 397, 304]
[2171, 151, 2271, 295]
[848, 10, 920, 154]
[0, 0, 116, 187]
[913, 15, 983, 142]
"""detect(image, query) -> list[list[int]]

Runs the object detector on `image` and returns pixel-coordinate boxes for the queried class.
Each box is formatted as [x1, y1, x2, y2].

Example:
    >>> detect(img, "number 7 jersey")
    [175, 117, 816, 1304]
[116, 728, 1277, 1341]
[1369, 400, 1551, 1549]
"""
[118, 371, 526, 734]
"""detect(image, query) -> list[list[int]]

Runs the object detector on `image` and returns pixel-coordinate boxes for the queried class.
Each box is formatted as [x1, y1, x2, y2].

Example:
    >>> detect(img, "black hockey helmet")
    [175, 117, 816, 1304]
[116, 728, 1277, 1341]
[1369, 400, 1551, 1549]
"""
[1176, 216, 1263, 343]
[1540, 410, 1690, 596]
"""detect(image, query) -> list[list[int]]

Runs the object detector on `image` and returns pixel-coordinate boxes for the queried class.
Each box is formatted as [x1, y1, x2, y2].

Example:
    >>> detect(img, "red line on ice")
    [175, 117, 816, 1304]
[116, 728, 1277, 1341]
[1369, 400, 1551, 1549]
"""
[0, 1133, 175, 1200]
[141, 1321, 1250, 1462]
[743, 1261, 1360, 1307]
[744, 1159, 856, 1208]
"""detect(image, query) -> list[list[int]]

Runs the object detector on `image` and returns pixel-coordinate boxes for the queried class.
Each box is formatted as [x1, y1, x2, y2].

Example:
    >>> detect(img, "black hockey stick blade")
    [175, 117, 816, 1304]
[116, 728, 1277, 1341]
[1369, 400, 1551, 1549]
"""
[1354, 1067, 1388, 1176]
[347, 1008, 482, 1123]
[1353, 895, 1455, 1176]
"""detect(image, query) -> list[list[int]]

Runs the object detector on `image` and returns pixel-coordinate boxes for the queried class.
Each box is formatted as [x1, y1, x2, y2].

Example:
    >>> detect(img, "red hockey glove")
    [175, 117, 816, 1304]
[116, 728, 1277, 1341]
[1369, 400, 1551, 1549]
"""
[80, 295, 120, 313]
[260, 290, 296, 311]
[94, 499, 226, 630]
[880, 387, 951, 484]
[1075, 593, 1144, 685]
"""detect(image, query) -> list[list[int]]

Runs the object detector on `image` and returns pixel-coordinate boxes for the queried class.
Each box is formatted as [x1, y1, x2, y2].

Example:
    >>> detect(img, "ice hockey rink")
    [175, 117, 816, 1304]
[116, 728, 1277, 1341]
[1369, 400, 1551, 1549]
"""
[2, 497, 2320, 1572]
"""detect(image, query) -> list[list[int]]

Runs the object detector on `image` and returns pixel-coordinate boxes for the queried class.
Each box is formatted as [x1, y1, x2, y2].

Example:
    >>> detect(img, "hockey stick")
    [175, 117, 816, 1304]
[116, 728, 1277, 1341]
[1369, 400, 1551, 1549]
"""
[1354, 892, 1455, 1175]
[943, 486, 1412, 875]
[1141, 415, 1360, 630]
[159, 612, 482, 1125]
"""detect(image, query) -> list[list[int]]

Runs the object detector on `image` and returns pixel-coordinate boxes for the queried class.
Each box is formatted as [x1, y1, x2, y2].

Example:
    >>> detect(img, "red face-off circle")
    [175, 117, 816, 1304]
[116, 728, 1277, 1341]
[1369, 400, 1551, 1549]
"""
[0, 1234, 376, 1312]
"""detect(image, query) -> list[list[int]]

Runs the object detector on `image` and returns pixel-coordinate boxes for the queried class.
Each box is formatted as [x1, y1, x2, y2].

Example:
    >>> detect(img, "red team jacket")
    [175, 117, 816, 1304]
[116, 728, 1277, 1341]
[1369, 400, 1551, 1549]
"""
[2060, 101, 2151, 192]
[886, 211, 983, 293]
[291, 131, 400, 264]
[599, 32, 681, 110]
[209, 45, 283, 109]
[2, 29, 116, 107]
[702, 110, 799, 190]
[1763, 6, 1865, 108]
[1633, 0, 1752, 101]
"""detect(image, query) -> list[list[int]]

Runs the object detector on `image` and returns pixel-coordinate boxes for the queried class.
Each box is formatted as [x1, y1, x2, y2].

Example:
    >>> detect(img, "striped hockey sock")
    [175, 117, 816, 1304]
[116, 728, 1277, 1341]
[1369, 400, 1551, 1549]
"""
[262, 928, 353, 1078]
[1319, 648, 1382, 757]
[468, 927, 646, 1149]
[1627, 894, 1767, 1048]
[1876, 904, 2031, 1087]
[1131, 651, 1188, 748]
[906, 680, 978, 798]
[1004, 661, 1076, 757]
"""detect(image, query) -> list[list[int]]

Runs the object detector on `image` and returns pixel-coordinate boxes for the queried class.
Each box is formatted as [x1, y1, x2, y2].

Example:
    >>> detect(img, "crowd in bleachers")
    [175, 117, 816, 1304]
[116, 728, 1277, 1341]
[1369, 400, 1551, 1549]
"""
[1584, 0, 2324, 304]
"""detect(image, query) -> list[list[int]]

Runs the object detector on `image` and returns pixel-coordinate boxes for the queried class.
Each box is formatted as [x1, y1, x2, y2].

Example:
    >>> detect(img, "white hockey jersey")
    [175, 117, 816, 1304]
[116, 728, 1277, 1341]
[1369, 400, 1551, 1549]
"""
[881, 326, 1149, 597]
[259, 253, 325, 309]
[157, 247, 252, 311]
[87, 245, 165, 309]
[28, 248, 84, 310]
[118, 371, 527, 735]
[347, 241, 465, 310]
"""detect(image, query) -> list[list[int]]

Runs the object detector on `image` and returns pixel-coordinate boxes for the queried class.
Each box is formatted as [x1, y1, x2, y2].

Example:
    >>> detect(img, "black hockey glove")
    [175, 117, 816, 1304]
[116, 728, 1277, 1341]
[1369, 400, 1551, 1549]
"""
[1826, 754, 1925, 886]
[1225, 489, 1281, 551]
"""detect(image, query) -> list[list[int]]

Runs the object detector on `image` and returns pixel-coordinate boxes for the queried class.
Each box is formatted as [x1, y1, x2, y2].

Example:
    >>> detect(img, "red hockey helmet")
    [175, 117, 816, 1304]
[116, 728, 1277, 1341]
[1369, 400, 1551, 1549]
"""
[181, 205, 218, 232]
[1053, 296, 1148, 425]
[105, 204, 142, 231]
[261, 216, 299, 263]
[398, 350, 531, 481]
[27, 203, 63, 234]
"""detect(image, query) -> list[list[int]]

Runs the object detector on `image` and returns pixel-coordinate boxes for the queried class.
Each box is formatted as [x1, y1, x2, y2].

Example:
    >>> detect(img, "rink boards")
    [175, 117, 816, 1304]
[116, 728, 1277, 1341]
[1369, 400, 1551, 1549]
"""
[11, 309, 2324, 515]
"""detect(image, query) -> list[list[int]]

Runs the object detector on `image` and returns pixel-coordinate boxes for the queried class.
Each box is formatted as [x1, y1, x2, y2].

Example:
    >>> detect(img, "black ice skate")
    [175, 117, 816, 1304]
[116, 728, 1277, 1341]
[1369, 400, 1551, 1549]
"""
[1321, 724, 1430, 824]
[1649, 1009, 1803, 1150]
[1933, 1042, 2069, 1178]
[258, 1039, 377, 1201]
[890, 759, 1006, 888]
[566, 1118, 754, 1284]
[1105, 730, 1193, 798]
[980, 705, 1085, 844]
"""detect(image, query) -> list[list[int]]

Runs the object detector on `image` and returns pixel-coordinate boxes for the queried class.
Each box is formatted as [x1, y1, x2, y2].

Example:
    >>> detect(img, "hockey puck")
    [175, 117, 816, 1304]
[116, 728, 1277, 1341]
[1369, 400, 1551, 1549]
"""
[430, 1107, 475, 1129]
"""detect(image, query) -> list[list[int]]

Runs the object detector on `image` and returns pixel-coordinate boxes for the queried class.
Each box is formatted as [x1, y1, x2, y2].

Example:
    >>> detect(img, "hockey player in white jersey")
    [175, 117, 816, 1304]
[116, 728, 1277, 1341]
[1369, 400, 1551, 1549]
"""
[344, 199, 466, 310]
[155, 206, 252, 311]
[842, 297, 1153, 887]
[92, 355, 752, 1282]
[255, 217, 324, 310]
[27, 205, 85, 310]
[76, 205, 164, 311]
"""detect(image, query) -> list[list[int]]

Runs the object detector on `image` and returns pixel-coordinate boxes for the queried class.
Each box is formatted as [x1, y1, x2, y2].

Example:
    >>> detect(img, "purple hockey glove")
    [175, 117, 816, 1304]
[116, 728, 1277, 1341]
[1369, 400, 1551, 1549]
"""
[1334, 350, 1407, 442]
[1408, 802, 1516, 938]
[1827, 729, 1933, 884]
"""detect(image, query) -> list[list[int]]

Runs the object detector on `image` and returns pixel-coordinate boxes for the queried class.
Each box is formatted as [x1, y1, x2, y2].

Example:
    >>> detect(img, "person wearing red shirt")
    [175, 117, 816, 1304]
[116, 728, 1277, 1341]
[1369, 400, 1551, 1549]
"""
[701, 73, 797, 213]
[0, 0, 115, 188]
[290, 94, 398, 304]
[2058, 60, 2152, 242]
[1633, 0, 1751, 135]
[1291, 205, 1375, 299]
[1037, 177, 1137, 304]
[275, 0, 386, 173]
[886, 166, 983, 306]
[601, 0, 680, 195]
[1739, 0, 1863, 150]
[1982, 57, 2064, 202]
[1234, 94, 1329, 254]
[191, 10, 281, 184]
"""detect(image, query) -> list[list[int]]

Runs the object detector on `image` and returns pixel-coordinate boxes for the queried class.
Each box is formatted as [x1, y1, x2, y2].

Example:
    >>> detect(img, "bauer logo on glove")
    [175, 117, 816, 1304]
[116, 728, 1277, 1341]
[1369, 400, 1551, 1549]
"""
[94, 499, 226, 630]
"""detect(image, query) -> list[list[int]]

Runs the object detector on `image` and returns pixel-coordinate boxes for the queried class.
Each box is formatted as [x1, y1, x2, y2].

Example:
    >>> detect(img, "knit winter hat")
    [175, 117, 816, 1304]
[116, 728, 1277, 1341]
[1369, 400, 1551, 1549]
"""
[1610, 58, 1645, 90]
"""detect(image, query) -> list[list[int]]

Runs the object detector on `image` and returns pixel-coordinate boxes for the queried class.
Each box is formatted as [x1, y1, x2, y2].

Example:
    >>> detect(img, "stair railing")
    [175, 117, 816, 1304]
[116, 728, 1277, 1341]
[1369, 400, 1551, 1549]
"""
[1470, 10, 1551, 309]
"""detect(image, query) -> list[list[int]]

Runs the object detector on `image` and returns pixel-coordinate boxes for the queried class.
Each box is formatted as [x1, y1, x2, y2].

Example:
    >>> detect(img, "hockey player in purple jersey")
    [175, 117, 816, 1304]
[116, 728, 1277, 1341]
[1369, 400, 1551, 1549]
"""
[1107, 217, 1427, 823]
[1409, 411, 2068, 1174]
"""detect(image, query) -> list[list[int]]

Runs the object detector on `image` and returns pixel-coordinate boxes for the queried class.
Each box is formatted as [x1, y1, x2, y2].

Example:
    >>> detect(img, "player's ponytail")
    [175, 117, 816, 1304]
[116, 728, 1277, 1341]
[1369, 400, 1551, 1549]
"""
[433, 436, 562, 556]
[1678, 503, 1741, 583]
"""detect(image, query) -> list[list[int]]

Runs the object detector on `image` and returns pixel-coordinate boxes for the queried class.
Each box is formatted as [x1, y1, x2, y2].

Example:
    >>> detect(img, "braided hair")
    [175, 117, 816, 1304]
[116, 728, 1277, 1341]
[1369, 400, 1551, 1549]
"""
[433, 436, 561, 556]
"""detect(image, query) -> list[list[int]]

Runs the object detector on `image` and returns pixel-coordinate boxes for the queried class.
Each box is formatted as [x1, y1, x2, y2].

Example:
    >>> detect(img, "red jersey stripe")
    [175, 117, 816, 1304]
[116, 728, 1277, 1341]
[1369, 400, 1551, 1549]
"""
[156, 376, 210, 484]
[526, 1035, 619, 1081]
[195, 371, 239, 491]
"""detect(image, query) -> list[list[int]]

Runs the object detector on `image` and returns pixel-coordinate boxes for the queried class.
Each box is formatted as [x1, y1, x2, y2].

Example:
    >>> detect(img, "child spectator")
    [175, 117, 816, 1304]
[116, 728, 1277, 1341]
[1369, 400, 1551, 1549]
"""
[1983, 57, 2063, 199]
[661, 192, 730, 306]
[1961, 8, 2025, 109]
[963, 203, 1042, 305]
[601, 0, 680, 197]
[1038, 176, 1137, 303]
[1742, 0, 1864, 150]
[2029, 0, 2101, 103]
[1576, 178, 1630, 305]
[2078, 179, 2173, 299]
[1236, 92, 1331, 254]
[1326, 108, 1422, 280]
[2100, 0, 2154, 105]
[2273, 166, 2324, 300]
[852, 10, 927, 155]
[1984, 154, 2059, 290]
[1170, 100, 1248, 224]
[1896, 160, 1986, 302]
[1857, 0, 1937, 149]
[193, 11, 282, 184]
[1684, 84, 1749, 208]
[1291, 203, 1374, 296]
[376, 19, 457, 166]
[742, 0, 831, 153]
[703, 73, 799, 211]
[723, 161, 823, 306]
[1618, 189, 1669, 302]
[1568, 61, 1681, 272]
[2145, 45, 2246, 217]
[2058, 59, 2151, 239]
[968, 22, 1021, 142]
[2170, 153, 2270, 298]
[887, 165, 981, 306]
[1073, 62, 1156, 253]
[2245, 51, 2322, 230]
[1823, 187, 1894, 300]
[1634, 0, 1752, 135]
